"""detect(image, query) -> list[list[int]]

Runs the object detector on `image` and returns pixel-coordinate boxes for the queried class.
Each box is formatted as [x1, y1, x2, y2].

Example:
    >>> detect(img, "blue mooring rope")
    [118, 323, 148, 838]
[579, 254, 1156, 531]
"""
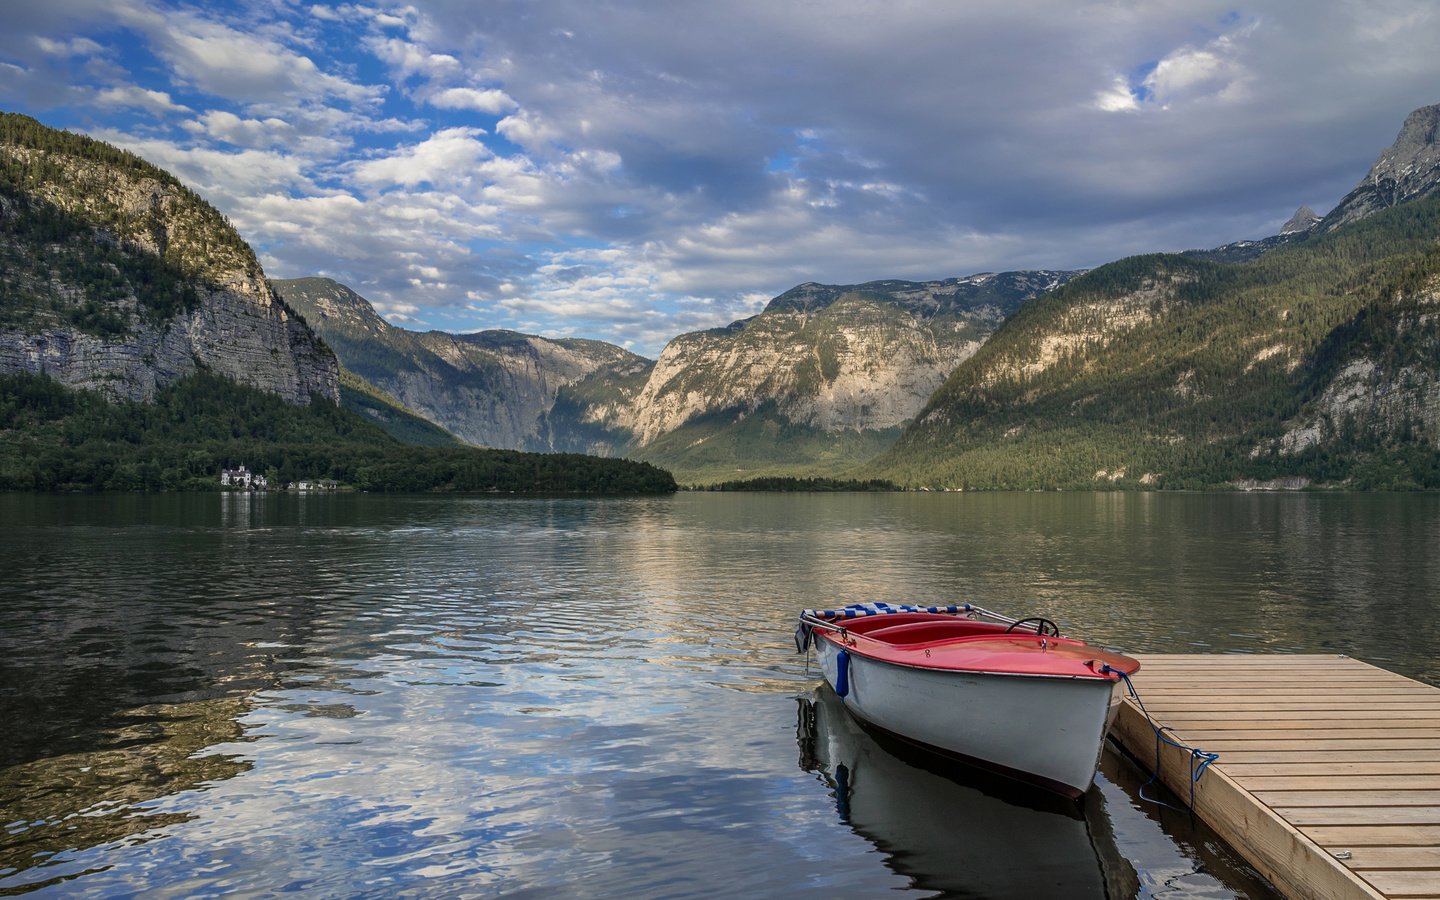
[1101, 666, 1219, 814]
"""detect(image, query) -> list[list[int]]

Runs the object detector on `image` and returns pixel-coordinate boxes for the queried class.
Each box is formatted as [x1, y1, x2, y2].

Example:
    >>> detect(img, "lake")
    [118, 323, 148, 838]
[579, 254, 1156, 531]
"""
[2, 491, 1437, 897]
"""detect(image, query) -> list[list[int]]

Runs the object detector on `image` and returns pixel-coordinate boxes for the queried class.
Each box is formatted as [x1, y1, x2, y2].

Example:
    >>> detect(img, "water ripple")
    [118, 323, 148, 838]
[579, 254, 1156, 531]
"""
[5, 492, 1430, 896]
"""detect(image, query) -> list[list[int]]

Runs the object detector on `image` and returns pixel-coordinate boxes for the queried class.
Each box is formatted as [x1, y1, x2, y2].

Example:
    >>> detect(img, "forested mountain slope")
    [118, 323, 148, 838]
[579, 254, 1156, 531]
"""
[0, 369, 676, 493]
[871, 194, 1440, 489]
[0, 112, 338, 404]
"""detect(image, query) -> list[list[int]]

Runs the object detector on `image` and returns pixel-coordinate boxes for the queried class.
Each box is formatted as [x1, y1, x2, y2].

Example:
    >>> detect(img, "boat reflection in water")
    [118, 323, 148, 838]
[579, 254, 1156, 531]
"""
[797, 685, 1141, 898]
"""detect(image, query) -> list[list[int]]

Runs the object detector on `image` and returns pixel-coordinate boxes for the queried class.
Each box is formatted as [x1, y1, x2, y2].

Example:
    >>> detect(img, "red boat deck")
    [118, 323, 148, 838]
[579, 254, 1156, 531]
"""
[1111, 654, 1440, 900]
[819, 612, 1139, 677]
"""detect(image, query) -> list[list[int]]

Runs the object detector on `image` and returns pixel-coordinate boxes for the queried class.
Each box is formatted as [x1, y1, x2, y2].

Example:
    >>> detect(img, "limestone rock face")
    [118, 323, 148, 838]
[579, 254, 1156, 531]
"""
[1280, 205, 1320, 234]
[1266, 277, 1440, 457]
[621, 287, 1014, 443]
[407, 330, 645, 450]
[273, 277, 646, 448]
[0, 113, 338, 404]
[1320, 104, 1440, 232]
[0, 275, 338, 405]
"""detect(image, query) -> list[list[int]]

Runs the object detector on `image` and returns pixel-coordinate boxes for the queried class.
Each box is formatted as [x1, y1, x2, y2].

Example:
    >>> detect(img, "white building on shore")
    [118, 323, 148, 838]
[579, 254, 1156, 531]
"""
[220, 465, 268, 491]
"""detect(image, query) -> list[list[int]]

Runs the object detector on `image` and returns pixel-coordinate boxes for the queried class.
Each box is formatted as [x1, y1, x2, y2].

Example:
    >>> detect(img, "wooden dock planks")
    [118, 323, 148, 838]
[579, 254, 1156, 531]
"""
[1110, 655, 1440, 900]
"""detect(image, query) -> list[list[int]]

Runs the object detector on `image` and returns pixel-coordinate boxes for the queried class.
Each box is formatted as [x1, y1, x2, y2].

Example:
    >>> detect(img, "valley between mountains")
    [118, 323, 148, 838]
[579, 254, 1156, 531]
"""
[5, 103, 1440, 490]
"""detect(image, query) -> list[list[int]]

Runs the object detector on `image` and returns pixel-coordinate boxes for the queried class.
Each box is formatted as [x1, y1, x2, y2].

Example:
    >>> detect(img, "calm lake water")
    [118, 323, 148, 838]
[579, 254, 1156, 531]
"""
[3, 491, 1437, 898]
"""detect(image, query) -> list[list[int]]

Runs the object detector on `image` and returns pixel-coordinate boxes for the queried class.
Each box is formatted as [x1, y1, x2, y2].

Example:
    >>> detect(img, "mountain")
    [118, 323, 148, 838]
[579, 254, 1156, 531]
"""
[270, 277, 649, 450]
[0, 112, 674, 494]
[337, 368, 465, 448]
[603, 273, 1077, 481]
[1319, 103, 1440, 232]
[870, 104, 1440, 490]
[285, 271, 1075, 482]
[0, 112, 338, 405]
[1280, 205, 1321, 234]
[628, 273, 1074, 443]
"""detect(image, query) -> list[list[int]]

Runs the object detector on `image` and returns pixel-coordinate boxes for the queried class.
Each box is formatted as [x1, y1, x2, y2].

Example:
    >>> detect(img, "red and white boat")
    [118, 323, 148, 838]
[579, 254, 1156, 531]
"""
[796, 602, 1140, 799]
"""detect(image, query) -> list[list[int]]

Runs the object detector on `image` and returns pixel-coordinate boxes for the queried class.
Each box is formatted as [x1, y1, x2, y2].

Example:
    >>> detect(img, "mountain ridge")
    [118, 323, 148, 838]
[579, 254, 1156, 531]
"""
[0, 112, 338, 405]
[271, 276, 649, 450]
[868, 103, 1440, 490]
[9, 100, 1440, 491]
[281, 271, 1078, 482]
[1319, 103, 1440, 233]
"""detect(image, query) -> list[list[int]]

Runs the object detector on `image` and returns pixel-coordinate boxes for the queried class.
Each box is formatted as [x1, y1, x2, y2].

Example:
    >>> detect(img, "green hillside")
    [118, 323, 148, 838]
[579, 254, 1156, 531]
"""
[869, 194, 1440, 490]
[0, 371, 676, 493]
[0, 112, 256, 338]
[635, 401, 904, 486]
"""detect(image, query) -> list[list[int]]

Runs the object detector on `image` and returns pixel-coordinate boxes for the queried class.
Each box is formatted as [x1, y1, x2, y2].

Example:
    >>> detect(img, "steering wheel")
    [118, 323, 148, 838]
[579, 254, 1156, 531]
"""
[1005, 617, 1060, 637]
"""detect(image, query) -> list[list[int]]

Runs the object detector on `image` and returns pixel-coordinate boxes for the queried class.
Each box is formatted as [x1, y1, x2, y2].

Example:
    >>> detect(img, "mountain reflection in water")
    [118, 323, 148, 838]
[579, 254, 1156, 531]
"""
[5, 491, 1415, 897]
[0, 696, 254, 891]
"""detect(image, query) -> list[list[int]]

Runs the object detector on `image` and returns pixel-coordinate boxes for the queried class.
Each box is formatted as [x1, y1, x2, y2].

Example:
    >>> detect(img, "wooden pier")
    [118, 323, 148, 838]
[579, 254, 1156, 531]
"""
[1110, 655, 1440, 900]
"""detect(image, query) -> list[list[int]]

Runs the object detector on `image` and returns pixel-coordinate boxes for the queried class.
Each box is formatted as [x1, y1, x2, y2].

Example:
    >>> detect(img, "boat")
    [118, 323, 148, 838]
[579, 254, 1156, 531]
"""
[795, 602, 1141, 799]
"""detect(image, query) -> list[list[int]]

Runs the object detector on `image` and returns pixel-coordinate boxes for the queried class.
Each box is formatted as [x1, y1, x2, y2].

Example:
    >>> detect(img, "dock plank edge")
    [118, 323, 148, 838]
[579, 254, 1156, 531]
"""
[1110, 654, 1411, 900]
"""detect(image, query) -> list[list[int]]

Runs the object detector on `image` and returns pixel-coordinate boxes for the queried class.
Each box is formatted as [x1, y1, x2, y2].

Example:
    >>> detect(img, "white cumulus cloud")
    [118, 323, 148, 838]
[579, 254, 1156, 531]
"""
[348, 126, 495, 190]
[425, 86, 517, 114]
[93, 84, 192, 114]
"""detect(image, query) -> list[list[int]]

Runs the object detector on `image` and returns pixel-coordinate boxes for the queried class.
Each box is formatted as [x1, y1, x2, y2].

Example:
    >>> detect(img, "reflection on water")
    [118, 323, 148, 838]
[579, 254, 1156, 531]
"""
[795, 686, 1283, 899]
[796, 685, 1139, 898]
[0, 697, 252, 892]
[1, 491, 1435, 896]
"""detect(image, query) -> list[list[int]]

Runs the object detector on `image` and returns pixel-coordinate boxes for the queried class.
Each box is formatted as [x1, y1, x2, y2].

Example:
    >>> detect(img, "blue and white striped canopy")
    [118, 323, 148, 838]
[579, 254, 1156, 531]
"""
[801, 601, 970, 620]
[794, 602, 971, 652]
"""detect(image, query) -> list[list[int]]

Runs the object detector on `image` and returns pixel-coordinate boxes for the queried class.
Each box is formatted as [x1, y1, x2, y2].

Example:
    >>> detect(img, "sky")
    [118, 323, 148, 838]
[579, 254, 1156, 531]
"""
[2, 1, 1438, 357]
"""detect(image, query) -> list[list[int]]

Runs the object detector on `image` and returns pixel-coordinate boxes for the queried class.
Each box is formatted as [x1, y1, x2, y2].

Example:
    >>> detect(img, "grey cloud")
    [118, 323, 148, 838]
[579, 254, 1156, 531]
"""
[414, 0, 1439, 263]
[5, 0, 1439, 357]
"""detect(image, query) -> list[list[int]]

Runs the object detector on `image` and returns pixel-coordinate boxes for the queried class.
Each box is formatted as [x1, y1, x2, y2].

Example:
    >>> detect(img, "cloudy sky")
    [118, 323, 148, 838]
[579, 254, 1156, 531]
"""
[2, 1, 1437, 356]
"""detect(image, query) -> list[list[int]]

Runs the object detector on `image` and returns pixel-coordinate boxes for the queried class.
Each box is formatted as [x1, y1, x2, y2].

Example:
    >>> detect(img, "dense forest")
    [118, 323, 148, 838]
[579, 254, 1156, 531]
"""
[0, 371, 677, 494]
[696, 476, 901, 492]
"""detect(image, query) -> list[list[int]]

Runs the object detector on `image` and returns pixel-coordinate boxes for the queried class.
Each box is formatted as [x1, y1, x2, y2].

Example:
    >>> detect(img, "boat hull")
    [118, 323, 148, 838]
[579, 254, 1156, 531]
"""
[814, 637, 1123, 798]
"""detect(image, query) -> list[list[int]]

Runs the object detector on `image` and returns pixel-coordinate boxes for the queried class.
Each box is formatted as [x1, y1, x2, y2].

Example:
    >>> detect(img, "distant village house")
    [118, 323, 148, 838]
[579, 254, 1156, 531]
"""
[219, 466, 338, 491]
[288, 480, 338, 491]
[219, 464, 267, 491]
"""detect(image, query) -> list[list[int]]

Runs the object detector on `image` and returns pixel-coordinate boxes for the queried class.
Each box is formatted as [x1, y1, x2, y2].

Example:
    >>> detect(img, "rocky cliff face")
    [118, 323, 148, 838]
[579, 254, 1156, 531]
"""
[1320, 103, 1440, 232]
[619, 274, 1073, 444]
[0, 113, 338, 404]
[1280, 205, 1321, 234]
[1263, 272, 1440, 458]
[582, 272, 1077, 479]
[272, 277, 648, 449]
[279, 271, 1071, 478]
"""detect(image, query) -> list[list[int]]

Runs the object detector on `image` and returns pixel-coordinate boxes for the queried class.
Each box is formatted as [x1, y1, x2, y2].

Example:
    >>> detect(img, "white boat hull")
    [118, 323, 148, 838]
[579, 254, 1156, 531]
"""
[815, 638, 1123, 797]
